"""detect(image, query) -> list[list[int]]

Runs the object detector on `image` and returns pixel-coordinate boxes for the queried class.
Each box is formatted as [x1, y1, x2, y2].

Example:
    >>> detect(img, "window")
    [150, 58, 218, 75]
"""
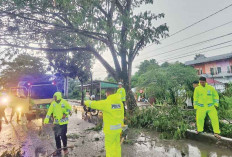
[217, 67, 221, 74]
[200, 68, 203, 74]
[30, 85, 57, 99]
[210, 68, 214, 75]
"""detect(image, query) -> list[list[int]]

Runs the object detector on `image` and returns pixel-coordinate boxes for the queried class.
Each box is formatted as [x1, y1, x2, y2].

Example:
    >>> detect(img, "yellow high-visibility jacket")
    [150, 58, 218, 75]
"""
[193, 83, 219, 109]
[85, 93, 124, 134]
[117, 88, 126, 102]
[44, 92, 72, 125]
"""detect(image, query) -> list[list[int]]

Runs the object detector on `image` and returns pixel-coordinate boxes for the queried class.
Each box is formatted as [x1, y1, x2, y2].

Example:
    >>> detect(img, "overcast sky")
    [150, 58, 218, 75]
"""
[92, 0, 232, 80]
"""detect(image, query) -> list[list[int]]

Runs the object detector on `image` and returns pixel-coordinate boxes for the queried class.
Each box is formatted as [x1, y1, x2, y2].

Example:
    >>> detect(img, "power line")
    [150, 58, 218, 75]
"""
[160, 44, 232, 63]
[134, 32, 232, 63]
[169, 3, 232, 37]
[159, 41, 232, 63]
[142, 20, 232, 52]
[143, 3, 232, 49]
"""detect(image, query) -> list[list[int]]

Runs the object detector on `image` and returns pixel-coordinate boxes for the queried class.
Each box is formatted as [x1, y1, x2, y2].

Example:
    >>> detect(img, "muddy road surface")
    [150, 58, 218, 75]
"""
[1, 105, 232, 157]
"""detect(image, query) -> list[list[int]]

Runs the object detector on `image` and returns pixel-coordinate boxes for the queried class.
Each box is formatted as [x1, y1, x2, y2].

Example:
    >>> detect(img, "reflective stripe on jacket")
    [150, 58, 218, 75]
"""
[193, 83, 219, 109]
[46, 99, 72, 125]
[85, 93, 124, 134]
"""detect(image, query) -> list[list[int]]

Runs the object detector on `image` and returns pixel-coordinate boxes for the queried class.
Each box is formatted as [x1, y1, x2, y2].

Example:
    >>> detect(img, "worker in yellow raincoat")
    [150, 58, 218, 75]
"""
[194, 77, 220, 138]
[44, 92, 72, 156]
[117, 82, 126, 113]
[85, 88, 124, 157]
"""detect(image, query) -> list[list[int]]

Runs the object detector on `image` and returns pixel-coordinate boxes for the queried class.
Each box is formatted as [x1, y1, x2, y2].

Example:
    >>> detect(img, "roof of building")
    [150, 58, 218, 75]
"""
[81, 80, 118, 89]
[185, 52, 232, 65]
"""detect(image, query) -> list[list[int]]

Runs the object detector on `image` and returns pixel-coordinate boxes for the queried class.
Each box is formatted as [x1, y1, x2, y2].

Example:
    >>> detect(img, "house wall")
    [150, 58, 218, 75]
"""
[216, 60, 230, 73]
[193, 64, 206, 74]
[193, 59, 232, 75]
[204, 62, 217, 74]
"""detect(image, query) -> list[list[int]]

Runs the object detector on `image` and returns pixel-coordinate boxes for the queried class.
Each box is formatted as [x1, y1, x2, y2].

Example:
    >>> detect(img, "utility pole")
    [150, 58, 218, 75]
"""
[90, 72, 93, 95]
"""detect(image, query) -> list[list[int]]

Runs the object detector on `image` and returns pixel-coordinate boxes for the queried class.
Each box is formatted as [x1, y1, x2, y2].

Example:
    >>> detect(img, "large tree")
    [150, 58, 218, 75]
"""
[0, 0, 168, 110]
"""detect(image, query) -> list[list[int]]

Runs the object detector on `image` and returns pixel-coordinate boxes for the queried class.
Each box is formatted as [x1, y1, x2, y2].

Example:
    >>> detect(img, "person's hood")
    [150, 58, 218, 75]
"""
[53, 92, 62, 100]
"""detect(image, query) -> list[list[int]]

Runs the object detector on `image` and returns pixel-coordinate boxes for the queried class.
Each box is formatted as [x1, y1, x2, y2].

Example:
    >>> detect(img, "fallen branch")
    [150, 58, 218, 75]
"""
[47, 145, 74, 157]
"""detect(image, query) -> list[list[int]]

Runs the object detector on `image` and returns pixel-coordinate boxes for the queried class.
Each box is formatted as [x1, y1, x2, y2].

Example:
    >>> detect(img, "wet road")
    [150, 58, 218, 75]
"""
[1, 105, 232, 157]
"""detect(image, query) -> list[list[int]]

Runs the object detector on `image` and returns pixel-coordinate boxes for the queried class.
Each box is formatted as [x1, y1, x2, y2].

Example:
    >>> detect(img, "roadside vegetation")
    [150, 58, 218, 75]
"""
[127, 59, 232, 139]
[0, 148, 22, 157]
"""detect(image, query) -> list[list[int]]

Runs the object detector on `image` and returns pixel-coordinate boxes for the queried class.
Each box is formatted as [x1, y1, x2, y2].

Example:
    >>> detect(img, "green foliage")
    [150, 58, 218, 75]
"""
[127, 107, 195, 140]
[218, 84, 232, 120]
[123, 139, 134, 145]
[104, 73, 117, 83]
[215, 84, 232, 138]
[0, 147, 22, 157]
[133, 61, 198, 105]
[68, 79, 81, 99]
[0, 54, 47, 87]
[46, 32, 93, 83]
[219, 121, 232, 138]
[85, 122, 102, 132]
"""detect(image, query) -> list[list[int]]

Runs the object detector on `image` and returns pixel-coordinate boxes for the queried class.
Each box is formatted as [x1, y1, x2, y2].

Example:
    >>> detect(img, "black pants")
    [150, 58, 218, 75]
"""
[123, 101, 126, 114]
[54, 124, 67, 151]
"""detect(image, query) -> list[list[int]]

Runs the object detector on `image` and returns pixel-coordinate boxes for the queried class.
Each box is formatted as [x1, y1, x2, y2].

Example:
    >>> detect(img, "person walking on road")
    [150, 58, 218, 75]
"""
[44, 92, 72, 156]
[0, 92, 9, 131]
[84, 88, 124, 157]
[194, 77, 220, 138]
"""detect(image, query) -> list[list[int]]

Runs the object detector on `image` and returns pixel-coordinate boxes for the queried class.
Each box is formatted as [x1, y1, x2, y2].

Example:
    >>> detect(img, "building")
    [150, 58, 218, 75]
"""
[81, 80, 118, 100]
[185, 53, 232, 91]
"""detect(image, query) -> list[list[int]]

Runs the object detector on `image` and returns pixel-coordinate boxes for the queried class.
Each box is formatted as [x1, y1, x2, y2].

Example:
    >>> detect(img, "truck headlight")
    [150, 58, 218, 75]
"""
[2, 97, 8, 103]
[17, 107, 22, 112]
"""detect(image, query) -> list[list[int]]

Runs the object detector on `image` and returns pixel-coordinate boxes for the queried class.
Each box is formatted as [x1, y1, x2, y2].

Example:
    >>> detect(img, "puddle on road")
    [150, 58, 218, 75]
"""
[2, 107, 232, 157]
[123, 130, 232, 157]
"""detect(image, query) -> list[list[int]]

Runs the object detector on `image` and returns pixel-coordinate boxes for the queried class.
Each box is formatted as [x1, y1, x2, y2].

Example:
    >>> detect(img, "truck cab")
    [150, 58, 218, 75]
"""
[10, 81, 58, 121]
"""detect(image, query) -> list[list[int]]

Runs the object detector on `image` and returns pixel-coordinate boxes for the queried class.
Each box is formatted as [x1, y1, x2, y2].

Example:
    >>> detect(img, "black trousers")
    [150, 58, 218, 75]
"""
[123, 101, 126, 114]
[54, 124, 67, 151]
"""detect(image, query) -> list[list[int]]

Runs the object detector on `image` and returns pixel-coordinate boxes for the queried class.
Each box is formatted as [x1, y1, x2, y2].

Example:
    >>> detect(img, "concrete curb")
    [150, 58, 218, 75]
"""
[186, 129, 232, 149]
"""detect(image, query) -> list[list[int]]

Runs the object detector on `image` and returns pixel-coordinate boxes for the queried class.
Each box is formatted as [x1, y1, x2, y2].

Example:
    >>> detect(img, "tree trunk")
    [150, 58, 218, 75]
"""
[121, 54, 137, 111]
[64, 76, 69, 99]
[81, 82, 84, 106]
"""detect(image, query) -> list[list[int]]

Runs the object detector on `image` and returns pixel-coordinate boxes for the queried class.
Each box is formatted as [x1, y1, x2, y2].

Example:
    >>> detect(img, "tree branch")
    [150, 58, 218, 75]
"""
[2, 11, 108, 42]
[132, 37, 145, 60]
[96, 5, 108, 18]
[106, 0, 121, 74]
[82, 40, 118, 80]
[0, 43, 89, 52]
[115, 0, 124, 13]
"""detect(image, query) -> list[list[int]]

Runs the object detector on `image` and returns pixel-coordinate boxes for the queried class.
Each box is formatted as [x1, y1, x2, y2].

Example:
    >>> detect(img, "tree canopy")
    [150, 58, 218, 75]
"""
[133, 60, 198, 105]
[0, 0, 169, 110]
[0, 54, 47, 87]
